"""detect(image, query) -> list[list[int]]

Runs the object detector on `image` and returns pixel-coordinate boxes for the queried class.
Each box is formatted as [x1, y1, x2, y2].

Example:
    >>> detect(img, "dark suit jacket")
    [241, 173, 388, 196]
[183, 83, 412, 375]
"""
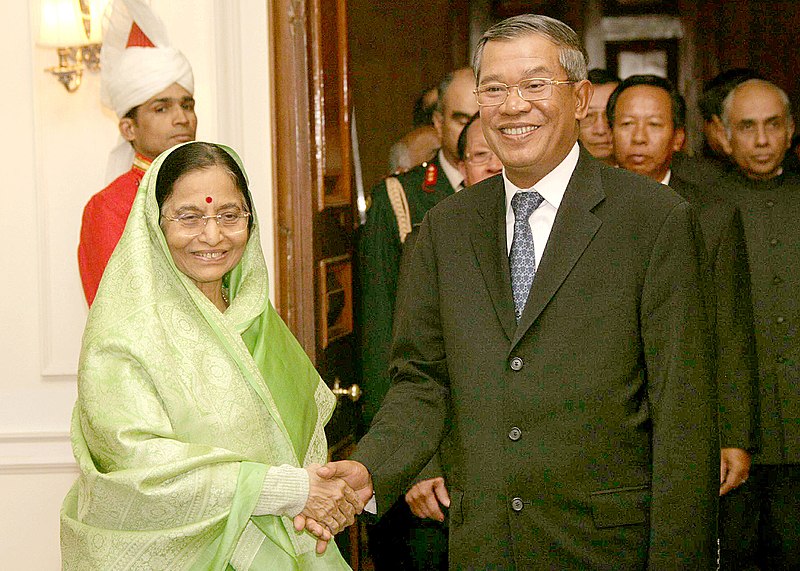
[669, 174, 757, 451]
[354, 151, 719, 569]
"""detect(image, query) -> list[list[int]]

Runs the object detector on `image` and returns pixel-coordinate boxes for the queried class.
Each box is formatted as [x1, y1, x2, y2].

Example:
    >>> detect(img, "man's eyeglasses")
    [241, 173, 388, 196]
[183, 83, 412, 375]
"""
[474, 78, 575, 107]
[465, 150, 497, 165]
[162, 211, 251, 236]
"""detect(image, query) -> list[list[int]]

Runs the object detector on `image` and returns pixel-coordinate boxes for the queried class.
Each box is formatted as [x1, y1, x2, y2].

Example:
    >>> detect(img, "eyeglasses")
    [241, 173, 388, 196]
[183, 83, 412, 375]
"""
[162, 211, 251, 236]
[465, 150, 497, 165]
[474, 78, 575, 106]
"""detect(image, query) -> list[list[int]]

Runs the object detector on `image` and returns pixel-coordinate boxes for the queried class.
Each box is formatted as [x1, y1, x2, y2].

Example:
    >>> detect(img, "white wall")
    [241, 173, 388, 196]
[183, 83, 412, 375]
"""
[0, 1, 274, 567]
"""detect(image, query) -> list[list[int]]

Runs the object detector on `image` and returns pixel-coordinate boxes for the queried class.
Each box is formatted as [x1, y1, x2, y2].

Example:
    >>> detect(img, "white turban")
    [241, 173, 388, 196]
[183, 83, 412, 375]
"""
[100, 0, 194, 183]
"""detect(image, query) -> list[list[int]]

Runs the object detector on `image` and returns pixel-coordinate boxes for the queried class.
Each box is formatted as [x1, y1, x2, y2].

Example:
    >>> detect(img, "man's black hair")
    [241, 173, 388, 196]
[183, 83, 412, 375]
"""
[606, 74, 686, 130]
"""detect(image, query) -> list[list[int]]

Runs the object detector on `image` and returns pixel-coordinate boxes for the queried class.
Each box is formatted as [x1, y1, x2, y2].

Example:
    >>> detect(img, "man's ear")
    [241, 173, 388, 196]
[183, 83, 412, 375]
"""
[713, 116, 733, 156]
[673, 127, 686, 152]
[433, 110, 444, 140]
[119, 117, 136, 142]
[573, 79, 592, 121]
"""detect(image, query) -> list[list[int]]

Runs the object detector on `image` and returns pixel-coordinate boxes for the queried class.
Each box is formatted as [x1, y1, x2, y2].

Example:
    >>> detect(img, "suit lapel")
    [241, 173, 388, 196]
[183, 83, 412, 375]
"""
[512, 152, 605, 347]
[469, 176, 517, 341]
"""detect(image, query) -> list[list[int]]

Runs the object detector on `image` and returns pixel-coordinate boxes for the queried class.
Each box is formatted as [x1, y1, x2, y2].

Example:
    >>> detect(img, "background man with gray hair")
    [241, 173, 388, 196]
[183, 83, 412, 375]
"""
[716, 78, 800, 569]
[321, 14, 718, 568]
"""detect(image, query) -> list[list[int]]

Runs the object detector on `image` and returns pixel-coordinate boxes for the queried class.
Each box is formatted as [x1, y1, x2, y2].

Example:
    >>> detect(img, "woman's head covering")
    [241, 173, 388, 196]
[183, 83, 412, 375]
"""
[62, 143, 346, 569]
[100, 0, 195, 183]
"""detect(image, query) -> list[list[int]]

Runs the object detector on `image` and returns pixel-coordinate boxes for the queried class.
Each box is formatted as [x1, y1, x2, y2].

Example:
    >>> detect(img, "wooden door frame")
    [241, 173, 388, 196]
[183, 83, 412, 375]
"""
[271, 0, 317, 359]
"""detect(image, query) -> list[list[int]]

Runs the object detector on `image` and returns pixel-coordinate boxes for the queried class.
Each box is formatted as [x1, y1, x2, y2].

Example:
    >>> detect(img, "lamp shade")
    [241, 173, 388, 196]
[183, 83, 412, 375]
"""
[87, 0, 111, 43]
[37, 0, 88, 47]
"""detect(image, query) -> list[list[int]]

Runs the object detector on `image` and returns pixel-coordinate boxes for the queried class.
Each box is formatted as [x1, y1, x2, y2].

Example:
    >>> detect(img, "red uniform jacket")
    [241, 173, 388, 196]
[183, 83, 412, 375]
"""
[78, 154, 151, 305]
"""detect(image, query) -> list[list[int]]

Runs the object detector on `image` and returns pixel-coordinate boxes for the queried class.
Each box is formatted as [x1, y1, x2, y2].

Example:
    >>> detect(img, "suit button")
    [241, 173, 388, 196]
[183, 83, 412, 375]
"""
[773, 276, 783, 285]
[777, 355, 786, 364]
[511, 497, 524, 512]
[508, 426, 522, 441]
[510, 356, 524, 371]
[777, 316, 785, 324]
[770, 238, 779, 246]
[766, 200, 775, 207]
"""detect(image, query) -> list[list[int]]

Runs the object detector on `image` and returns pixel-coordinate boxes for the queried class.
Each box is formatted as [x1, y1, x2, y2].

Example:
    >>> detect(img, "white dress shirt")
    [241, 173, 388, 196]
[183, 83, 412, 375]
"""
[661, 170, 672, 186]
[438, 149, 464, 191]
[504, 142, 580, 268]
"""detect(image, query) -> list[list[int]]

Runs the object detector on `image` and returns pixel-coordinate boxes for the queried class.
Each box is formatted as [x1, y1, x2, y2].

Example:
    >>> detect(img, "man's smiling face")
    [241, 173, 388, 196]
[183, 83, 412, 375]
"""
[477, 34, 590, 188]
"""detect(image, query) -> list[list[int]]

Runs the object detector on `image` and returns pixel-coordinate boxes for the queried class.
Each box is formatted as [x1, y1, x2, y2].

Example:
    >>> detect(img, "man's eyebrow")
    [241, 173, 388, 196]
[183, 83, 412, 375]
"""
[450, 111, 473, 121]
[147, 97, 194, 106]
[479, 66, 554, 85]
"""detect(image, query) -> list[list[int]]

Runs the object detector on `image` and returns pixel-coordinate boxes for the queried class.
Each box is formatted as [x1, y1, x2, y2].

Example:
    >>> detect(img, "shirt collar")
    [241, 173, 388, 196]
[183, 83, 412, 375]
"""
[661, 169, 672, 186]
[503, 142, 580, 212]
[438, 149, 464, 191]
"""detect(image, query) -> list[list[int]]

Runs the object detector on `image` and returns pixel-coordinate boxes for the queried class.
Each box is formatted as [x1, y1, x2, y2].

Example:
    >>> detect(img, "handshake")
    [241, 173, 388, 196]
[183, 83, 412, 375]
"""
[295, 460, 373, 553]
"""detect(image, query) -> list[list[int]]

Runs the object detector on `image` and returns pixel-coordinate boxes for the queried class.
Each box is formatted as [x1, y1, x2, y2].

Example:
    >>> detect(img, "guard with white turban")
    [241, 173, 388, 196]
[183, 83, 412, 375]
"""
[78, 0, 196, 306]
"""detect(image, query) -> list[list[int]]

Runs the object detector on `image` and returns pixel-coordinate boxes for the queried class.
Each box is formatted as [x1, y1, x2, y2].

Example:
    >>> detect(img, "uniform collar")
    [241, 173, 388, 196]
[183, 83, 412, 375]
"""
[132, 153, 153, 175]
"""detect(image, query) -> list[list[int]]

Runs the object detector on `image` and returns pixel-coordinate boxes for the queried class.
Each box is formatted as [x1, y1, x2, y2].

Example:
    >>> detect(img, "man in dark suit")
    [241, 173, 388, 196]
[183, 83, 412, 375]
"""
[715, 78, 800, 569]
[607, 74, 757, 497]
[317, 14, 718, 568]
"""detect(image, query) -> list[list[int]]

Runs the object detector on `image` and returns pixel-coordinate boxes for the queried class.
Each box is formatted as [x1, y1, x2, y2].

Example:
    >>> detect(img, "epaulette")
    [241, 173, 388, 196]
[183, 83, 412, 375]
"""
[385, 177, 413, 244]
[422, 161, 438, 193]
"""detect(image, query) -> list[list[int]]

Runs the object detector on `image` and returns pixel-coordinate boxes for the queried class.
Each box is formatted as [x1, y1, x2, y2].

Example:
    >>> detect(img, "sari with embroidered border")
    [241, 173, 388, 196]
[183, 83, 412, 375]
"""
[61, 143, 351, 570]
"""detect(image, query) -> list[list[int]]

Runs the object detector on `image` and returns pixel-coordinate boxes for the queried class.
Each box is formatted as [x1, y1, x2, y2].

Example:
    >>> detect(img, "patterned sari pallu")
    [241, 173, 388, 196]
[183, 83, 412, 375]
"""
[61, 143, 351, 570]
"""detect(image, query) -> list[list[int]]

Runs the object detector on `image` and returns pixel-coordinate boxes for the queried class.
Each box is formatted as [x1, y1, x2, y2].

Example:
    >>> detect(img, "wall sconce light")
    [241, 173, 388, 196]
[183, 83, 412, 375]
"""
[37, 0, 110, 93]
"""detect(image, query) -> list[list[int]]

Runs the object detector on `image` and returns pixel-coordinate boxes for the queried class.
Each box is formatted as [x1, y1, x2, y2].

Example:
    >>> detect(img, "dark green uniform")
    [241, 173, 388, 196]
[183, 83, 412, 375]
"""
[359, 153, 456, 427]
[358, 153, 455, 571]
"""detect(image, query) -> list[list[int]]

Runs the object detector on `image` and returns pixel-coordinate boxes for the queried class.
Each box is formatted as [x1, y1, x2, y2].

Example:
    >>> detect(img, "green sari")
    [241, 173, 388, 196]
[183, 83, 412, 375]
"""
[61, 143, 351, 570]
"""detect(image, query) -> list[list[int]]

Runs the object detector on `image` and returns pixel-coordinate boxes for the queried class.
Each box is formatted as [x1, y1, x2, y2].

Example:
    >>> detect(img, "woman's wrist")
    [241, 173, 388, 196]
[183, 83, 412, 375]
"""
[252, 464, 309, 517]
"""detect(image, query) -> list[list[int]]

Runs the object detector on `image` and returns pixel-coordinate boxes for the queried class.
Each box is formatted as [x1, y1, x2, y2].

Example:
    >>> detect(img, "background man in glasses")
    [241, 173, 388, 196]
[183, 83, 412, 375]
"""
[78, 0, 197, 306]
[457, 113, 503, 186]
[321, 14, 717, 569]
[578, 68, 620, 165]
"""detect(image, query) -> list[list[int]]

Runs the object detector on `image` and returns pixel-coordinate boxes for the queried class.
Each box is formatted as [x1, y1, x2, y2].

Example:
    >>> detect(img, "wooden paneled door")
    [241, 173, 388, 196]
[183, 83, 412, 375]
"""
[271, 0, 366, 567]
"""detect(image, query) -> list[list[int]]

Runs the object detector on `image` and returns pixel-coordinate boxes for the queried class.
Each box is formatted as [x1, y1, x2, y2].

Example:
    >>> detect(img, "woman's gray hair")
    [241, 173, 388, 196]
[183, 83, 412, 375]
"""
[472, 14, 588, 82]
[721, 78, 793, 136]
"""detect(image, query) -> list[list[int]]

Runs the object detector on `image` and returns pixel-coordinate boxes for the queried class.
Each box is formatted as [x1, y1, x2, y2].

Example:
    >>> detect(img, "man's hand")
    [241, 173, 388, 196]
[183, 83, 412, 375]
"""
[292, 463, 363, 541]
[317, 460, 374, 506]
[405, 477, 450, 521]
[293, 460, 373, 554]
[720, 447, 751, 496]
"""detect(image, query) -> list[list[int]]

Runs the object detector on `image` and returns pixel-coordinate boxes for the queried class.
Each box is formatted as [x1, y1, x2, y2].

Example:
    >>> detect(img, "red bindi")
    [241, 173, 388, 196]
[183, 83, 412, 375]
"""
[205, 196, 213, 203]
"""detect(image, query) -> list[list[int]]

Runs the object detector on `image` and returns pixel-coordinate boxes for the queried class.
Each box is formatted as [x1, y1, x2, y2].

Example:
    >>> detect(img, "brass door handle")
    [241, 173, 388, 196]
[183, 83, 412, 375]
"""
[332, 378, 362, 402]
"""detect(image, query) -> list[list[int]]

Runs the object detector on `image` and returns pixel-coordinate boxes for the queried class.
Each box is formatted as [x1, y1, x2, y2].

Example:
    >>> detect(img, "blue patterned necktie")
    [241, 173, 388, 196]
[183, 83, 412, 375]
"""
[510, 191, 545, 321]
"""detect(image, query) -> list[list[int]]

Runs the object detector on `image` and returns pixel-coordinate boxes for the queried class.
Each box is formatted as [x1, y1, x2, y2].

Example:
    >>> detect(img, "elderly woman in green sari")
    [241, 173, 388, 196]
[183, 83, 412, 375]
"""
[61, 142, 362, 570]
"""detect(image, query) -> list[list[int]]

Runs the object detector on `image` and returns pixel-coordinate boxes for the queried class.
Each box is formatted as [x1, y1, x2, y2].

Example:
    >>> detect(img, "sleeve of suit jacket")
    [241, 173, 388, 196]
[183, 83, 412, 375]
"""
[707, 205, 758, 450]
[353, 216, 449, 515]
[640, 201, 719, 567]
